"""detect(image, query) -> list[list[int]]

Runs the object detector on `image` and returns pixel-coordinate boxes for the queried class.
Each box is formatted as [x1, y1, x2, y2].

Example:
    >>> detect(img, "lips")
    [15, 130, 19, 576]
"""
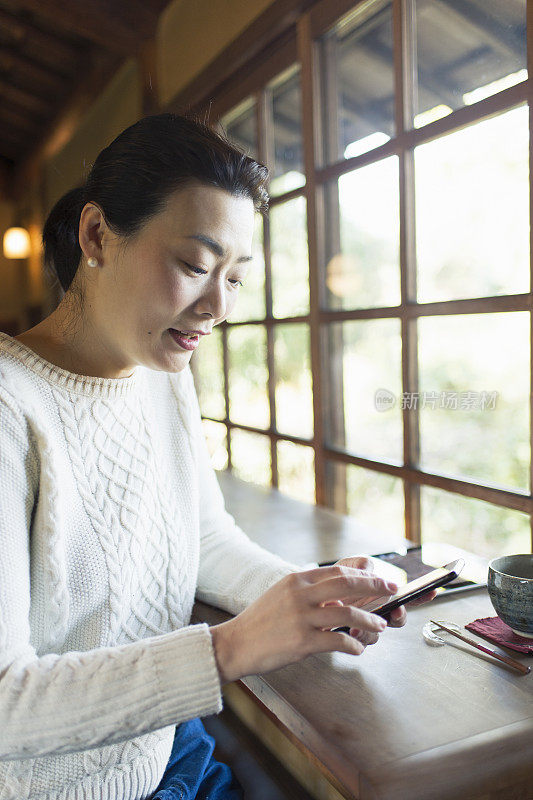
[172, 328, 199, 338]
[168, 328, 201, 351]
[170, 327, 211, 336]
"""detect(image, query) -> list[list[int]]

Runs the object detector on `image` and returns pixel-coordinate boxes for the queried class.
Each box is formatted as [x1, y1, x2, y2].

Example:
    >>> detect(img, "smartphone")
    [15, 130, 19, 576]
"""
[332, 558, 464, 631]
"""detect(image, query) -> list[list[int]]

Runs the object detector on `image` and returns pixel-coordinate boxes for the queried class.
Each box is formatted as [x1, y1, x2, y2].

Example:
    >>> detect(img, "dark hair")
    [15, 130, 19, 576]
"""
[42, 113, 270, 293]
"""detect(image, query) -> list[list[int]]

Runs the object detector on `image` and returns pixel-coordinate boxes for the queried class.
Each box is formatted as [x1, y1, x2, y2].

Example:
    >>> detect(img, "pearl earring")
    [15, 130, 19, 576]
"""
[87, 257, 98, 268]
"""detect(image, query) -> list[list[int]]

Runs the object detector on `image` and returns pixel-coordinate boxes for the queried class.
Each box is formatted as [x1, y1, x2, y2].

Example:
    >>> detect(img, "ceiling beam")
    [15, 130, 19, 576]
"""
[0, 158, 15, 197]
[13, 50, 122, 198]
[0, 127, 28, 158]
[1, 106, 39, 134]
[0, 49, 67, 96]
[0, 79, 50, 115]
[0, 7, 80, 71]
[12, 0, 158, 55]
[0, 91, 43, 123]
[0, 123, 27, 141]
[0, 40, 73, 84]
[0, 142, 20, 173]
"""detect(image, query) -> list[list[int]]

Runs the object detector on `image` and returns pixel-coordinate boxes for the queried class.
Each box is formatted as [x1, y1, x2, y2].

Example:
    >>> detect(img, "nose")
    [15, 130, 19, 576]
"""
[197, 277, 227, 321]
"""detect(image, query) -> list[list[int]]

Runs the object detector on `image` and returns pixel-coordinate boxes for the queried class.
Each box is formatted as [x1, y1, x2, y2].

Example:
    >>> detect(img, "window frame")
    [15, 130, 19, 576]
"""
[181, 0, 533, 551]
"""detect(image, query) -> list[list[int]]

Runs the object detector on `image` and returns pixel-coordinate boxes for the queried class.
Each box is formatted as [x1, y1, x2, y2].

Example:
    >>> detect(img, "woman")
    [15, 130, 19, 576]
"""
[0, 114, 435, 799]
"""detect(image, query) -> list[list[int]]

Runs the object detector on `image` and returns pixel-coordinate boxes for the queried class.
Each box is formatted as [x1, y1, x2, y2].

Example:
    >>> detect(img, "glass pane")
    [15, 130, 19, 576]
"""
[326, 156, 400, 310]
[322, 1, 394, 163]
[221, 97, 258, 159]
[414, 0, 526, 129]
[422, 486, 530, 559]
[269, 66, 305, 195]
[231, 429, 271, 486]
[227, 325, 269, 429]
[418, 313, 530, 491]
[202, 420, 228, 471]
[324, 319, 402, 462]
[328, 461, 404, 540]
[228, 214, 266, 323]
[274, 324, 313, 439]
[193, 328, 225, 419]
[416, 107, 530, 303]
[270, 197, 309, 318]
[277, 440, 315, 503]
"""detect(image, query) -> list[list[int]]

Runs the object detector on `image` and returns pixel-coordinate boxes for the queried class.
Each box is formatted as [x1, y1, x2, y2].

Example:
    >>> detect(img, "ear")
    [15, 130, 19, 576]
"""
[78, 202, 108, 264]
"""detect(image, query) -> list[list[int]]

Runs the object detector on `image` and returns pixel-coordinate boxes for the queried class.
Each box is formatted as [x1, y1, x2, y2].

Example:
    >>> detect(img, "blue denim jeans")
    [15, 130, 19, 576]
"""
[151, 718, 244, 799]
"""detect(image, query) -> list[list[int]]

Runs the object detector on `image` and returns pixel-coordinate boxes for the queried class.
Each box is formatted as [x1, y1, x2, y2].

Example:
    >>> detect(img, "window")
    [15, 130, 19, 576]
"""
[193, 0, 531, 559]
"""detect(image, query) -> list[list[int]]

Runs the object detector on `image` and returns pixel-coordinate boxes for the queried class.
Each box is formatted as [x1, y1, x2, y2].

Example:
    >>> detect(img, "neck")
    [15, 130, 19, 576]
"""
[16, 295, 135, 379]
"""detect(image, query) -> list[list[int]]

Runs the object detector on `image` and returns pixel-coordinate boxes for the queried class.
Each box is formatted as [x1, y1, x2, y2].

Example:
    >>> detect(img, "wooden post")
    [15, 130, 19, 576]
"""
[394, 0, 421, 544]
[298, 13, 326, 505]
[526, 0, 533, 552]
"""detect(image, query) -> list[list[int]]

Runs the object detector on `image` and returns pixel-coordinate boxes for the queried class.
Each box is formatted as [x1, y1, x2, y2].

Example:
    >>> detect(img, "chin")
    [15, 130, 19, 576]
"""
[160, 349, 193, 373]
[143, 330, 194, 373]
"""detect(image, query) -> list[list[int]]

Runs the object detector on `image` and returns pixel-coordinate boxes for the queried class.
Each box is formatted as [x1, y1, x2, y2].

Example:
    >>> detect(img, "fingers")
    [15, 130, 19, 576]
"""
[317, 599, 384, 644]
[406, 589, 439, 607]
[318, 599, 343, 629]
[334, 556, 374, 573]
[385, 588, 438, 627]
[313, 627, 381, 656]
[387, 606, 407, 627]
[348, 629, 380, 646]
[353, 556, 374, 573]
[313, 629, 367, 656]
[311, 603, 387, 635]
[382, 586, 440, 629]
[307, 571, 397, 605]
[300, 563, 377, 585]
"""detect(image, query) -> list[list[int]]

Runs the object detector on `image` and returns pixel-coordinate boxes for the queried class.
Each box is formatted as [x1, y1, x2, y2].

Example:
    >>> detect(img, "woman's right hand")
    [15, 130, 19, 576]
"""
[209, 565, 397, 684]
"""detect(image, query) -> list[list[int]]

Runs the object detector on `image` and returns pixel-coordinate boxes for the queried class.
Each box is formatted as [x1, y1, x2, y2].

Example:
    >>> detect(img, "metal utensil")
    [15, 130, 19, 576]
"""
[430, 620, 530, 676]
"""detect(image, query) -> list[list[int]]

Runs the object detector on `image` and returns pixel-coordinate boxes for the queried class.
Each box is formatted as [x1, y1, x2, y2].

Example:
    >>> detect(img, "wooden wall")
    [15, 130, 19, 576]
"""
[157, 0, 275, 107]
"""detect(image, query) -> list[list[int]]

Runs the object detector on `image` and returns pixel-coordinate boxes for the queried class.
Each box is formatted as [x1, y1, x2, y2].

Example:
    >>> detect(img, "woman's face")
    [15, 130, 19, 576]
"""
[85, 182, 255, 375]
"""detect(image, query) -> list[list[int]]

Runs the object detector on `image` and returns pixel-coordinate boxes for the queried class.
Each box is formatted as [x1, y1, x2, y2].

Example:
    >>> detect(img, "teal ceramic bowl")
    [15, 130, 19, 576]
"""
[488, 554, 533, 638]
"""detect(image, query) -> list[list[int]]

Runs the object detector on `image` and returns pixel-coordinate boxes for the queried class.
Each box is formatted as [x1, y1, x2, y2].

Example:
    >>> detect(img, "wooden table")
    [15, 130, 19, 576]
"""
[192, 473, 533, 800]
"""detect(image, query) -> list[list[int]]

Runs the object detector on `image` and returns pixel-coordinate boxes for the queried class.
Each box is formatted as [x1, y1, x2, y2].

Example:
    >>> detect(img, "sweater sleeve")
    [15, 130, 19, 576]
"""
[0, 386, 223, 762]
[182, 371, 312, 615]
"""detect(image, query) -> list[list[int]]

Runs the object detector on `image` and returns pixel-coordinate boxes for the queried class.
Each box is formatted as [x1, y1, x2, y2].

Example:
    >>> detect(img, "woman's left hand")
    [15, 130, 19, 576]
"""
[320, 555, 437, 644]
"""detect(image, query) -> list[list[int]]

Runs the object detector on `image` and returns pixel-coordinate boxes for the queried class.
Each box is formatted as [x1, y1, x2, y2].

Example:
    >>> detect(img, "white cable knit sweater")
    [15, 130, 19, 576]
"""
[0, 331, 303, 800]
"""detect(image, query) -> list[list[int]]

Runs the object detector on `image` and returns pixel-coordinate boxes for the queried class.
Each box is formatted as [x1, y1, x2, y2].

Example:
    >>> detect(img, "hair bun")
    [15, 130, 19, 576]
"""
[42, 185, 86, 292]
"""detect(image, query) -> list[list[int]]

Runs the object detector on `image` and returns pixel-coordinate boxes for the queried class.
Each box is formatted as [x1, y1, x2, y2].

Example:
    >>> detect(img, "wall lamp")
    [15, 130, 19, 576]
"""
[3, 226, 31, 259]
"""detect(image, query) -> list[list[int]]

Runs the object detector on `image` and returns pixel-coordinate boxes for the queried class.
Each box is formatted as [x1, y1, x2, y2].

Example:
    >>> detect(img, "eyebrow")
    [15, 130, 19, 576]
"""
[185, 234, 253, 263]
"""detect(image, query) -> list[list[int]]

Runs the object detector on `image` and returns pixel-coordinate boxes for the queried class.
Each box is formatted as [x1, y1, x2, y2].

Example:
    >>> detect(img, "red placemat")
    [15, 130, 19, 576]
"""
[465, 616, 533, 654]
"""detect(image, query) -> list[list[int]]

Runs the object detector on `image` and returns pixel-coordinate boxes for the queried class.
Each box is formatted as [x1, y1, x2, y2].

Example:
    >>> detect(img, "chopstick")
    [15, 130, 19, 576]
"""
[430, 620, 531, 676]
